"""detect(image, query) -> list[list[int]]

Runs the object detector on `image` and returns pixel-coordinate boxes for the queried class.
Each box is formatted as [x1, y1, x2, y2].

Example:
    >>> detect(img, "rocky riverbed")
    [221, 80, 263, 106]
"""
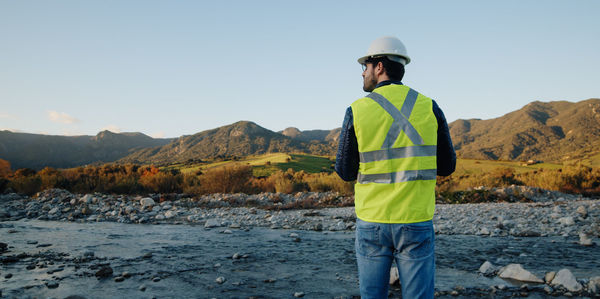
[1, 187, 599, 298]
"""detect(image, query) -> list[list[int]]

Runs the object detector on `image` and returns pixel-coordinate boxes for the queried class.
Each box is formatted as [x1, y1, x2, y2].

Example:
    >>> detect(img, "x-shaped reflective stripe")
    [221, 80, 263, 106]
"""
[366, 89, 424, 148]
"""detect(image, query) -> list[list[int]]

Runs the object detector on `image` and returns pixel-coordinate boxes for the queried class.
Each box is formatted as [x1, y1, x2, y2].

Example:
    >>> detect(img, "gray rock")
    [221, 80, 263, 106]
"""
[204, 219, 221, 228]
[479, 261, 497, 276]
[558, 216, 575, 226]
[576, 205, 587, 218]
[589, 276, 600, 294]
[498, 264, 543, 283]
[155, 214, 165, 221]
[45, 281, 59, 288]
[164, 210, 177, 219]
[545, 271, 556, 283]
[389, 266, 399, 285]
[80, 194, 93, 204]
[579, 233, 594, 246]
[551, 269, 582, 292]
[95, 266, 113, 278]
[216, 276, 226, 284]
[478, 227, 490, 235]
[140, 197, 155, 208]
[293, 292, 305, 297]
[48, 207, 59, 215]
[139, 284, 147, 292]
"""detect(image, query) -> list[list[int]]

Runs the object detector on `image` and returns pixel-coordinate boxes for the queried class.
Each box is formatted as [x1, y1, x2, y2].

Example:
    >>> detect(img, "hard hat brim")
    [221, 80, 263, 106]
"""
[357, 54, 410, 66]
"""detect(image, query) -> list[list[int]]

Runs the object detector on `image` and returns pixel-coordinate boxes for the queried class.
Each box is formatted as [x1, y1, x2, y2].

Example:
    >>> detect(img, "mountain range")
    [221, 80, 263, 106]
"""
[0, 130, 172, 169]
[1, 98, 598, 170]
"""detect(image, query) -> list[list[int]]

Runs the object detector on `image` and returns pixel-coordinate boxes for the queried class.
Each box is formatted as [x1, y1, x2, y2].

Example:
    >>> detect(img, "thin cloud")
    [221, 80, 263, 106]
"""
[100, 125, 122, 133]
[151, 131, 166, 138]
[0, 128, 24, 133]
[0, 113, 17, 120]
[47, 111, 80, 124]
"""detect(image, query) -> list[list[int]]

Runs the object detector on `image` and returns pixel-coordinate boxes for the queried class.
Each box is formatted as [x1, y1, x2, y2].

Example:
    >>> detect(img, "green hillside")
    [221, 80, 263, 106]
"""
[162, 153, 335, 177]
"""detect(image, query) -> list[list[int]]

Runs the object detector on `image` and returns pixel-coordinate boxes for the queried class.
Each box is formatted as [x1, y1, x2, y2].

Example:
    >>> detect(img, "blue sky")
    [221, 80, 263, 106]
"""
[1, 1, 598, 138]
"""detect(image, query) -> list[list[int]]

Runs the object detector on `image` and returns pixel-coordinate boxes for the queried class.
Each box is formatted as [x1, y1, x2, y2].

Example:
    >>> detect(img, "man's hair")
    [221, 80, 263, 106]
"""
[366, 56, 405, 81]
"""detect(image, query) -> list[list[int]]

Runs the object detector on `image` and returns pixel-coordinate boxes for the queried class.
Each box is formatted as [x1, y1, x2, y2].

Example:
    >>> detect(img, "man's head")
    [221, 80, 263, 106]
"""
[361, 56, 405, 92]
[358, 36, 410, 92]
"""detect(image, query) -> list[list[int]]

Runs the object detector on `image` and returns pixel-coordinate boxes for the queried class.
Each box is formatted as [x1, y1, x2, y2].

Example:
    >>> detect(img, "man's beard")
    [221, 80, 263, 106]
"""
[363, 76, 377, 92]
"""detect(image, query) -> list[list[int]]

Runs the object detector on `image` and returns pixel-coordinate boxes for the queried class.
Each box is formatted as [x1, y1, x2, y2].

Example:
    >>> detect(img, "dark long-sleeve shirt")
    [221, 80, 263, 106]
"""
[335, 81, 456, 181]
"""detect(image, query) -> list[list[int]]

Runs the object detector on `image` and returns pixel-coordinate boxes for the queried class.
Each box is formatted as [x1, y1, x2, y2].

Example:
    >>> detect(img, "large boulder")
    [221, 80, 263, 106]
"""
[498, 264, 543, 283]
[551, 268, 582, 292]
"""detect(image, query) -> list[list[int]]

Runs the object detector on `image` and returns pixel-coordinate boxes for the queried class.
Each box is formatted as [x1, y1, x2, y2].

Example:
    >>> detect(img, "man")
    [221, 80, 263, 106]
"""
[335, 36, 456, 299]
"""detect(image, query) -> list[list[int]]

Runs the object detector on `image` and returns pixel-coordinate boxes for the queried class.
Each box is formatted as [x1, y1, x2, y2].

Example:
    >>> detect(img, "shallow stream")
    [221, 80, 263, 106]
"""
[1, 220, 599, 298]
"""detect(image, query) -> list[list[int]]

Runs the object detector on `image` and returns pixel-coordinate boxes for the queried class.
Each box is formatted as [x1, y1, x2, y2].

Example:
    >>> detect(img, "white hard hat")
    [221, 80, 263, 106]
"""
[357, 36, 411, 66]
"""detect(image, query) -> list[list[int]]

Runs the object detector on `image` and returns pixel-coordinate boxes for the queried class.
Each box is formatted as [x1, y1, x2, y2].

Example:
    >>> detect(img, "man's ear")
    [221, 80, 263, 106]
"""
[375, 62, 385, 76]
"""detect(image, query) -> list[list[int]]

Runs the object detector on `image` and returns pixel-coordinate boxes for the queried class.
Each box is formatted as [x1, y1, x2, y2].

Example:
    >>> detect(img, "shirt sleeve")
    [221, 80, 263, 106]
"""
[335, 107, 359, 181]
[432, 100, 457, 176]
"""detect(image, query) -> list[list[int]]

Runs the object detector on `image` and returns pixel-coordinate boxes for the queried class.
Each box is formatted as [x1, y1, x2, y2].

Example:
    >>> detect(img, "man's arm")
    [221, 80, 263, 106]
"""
[432, 100, 456, 176]
[335, 107, 359, 181]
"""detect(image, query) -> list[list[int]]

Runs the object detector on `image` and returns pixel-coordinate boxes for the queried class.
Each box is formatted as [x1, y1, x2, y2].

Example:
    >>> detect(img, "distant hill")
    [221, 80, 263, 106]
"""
[280, 127, 340, 143]
[449, 98, 600, 163]
[120, 121, 338, 165]
[0, 130, 172, 169]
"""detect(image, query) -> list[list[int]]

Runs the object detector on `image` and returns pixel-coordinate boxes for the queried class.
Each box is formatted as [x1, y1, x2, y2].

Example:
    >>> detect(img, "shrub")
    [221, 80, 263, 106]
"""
[139, 171, 183, 193]
[197, 165, 254, 194]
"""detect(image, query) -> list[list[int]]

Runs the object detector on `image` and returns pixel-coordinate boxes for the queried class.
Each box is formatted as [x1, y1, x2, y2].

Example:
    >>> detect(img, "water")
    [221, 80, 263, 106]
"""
[1, 220, 598, 298]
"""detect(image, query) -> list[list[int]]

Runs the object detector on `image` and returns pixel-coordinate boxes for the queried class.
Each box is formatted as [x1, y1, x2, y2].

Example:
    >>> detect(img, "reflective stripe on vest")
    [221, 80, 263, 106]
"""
[357, 169, 437, 184]
[365, 89, 424, 148]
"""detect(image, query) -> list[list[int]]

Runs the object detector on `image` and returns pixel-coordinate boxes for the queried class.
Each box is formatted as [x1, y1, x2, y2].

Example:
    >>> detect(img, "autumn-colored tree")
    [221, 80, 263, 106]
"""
[0, 159, 11, 177]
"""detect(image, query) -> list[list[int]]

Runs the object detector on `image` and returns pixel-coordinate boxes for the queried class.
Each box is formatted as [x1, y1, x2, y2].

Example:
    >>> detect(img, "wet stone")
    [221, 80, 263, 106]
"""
[95, 266, 113, 278]
[45, 281, 59, 288]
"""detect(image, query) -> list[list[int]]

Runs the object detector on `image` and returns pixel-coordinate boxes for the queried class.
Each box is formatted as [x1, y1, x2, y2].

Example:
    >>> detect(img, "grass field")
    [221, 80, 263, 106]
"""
[454, 158, 563, 175]
[160, 152, 591, 179]
[161, 153, 335, 177]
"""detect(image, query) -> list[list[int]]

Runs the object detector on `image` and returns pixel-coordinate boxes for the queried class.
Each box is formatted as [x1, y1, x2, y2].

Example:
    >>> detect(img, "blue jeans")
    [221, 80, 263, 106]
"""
[355, 218, 435, 299]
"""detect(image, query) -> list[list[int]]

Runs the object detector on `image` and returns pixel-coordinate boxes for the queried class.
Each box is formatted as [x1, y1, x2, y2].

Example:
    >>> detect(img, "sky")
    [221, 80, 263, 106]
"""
[1, 1, 599, 138]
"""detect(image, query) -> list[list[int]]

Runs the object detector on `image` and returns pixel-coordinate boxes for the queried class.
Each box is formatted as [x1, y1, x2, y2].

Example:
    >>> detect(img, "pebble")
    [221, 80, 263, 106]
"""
[215, 276, 226, 284]
[294, 292, 305, 297]
[139, 284, 147, 292]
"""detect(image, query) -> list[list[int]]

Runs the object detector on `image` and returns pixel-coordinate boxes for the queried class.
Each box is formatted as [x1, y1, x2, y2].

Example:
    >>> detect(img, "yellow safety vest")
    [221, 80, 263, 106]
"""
[351, 84, 438, 223]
